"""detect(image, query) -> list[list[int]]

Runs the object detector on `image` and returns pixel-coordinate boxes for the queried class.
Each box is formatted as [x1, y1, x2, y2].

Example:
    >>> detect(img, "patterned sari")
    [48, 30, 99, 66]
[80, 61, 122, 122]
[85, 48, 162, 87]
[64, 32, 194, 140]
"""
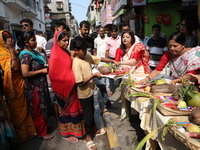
[122, 42, 150, 74]
[49, 31, 85, 138]
[0, 30, 36, 143]
[168, 46, 200, 78]
[19, 50, 51, 136]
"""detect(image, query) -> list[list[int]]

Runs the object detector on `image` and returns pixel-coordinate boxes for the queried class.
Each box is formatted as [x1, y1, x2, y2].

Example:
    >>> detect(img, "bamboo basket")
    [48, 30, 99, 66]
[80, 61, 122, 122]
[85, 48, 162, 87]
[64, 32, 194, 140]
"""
[150, 99, 191, 116]
[167, 117, 200, 150]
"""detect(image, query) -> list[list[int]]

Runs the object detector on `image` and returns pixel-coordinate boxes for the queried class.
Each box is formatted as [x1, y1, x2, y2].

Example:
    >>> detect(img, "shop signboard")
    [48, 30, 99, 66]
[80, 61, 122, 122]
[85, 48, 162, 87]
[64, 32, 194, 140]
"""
[132, 0, 146, 6]
[111, 0, 127, 16]
[101, 5, 117, 26]
[45, 13, 51, 27]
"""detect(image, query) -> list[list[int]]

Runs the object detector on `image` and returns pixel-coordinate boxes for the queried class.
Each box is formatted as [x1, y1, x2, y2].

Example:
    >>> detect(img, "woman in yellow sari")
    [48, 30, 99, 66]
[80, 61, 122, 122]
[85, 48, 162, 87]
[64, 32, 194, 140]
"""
[0, 30, 36, 144]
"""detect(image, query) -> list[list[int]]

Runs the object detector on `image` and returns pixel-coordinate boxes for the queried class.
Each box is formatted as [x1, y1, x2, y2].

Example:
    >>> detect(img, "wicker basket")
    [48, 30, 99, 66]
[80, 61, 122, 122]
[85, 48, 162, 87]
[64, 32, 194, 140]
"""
[167, 117, 200, 150]
[150, 99, 191, 116]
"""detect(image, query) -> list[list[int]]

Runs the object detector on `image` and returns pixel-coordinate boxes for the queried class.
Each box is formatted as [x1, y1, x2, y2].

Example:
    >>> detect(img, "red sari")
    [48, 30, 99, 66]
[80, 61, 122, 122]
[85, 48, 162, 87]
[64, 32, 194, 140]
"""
[115, 42, 150, 74]
[49, 31, 85, 138]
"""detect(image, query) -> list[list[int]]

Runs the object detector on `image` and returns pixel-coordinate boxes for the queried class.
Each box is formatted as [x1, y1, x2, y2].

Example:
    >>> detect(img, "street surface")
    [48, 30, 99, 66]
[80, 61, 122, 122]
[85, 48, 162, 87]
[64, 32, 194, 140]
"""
[14, 86, 146, 150]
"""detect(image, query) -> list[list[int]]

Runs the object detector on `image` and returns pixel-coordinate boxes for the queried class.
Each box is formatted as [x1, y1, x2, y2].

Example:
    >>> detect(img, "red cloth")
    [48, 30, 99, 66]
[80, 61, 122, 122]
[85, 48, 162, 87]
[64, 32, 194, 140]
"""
[33, 88, 47, 136]
[49, 31, 75, 99]
[115, 43, 150, 74]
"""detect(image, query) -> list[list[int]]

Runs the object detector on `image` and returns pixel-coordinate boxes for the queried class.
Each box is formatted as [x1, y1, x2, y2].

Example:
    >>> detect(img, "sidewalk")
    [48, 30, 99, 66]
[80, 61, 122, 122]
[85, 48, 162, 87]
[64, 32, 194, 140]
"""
[101, 88, 146, 150]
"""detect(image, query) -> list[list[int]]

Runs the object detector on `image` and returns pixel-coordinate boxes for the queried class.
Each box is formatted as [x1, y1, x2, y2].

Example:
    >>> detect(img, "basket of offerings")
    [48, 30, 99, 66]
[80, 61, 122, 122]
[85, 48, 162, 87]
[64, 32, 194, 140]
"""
[150, 97, 194, 116]
[138, 78, 198, 116]
[167, 116, 200, 150]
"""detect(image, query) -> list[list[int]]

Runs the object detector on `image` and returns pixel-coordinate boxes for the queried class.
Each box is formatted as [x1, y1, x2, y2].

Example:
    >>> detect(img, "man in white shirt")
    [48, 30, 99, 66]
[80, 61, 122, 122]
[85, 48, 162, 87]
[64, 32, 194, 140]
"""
[94, 27, 108, 65]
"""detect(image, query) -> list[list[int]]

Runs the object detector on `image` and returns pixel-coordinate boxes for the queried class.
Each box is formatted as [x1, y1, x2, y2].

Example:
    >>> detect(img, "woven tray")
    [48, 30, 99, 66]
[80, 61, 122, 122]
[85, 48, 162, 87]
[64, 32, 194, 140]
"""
[167, 117, 200, 150]
[150, 99, 191, 116]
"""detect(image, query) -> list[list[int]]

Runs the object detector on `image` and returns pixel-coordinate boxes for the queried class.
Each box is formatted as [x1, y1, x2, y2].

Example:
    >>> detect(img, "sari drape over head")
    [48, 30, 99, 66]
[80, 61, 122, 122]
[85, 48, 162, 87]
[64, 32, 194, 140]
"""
[0, 30, 36, 143]
[49, 31, 85, 138]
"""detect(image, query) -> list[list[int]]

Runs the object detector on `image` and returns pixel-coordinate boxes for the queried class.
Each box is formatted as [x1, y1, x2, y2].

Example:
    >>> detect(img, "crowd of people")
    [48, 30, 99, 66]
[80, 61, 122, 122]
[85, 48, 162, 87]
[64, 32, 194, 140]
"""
[0, 13, 200, 150]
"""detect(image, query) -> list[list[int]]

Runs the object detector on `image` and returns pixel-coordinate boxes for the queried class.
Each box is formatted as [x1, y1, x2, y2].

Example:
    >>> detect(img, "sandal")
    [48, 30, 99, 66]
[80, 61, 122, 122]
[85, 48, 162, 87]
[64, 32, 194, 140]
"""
[96, 128, 107, 136]
[84, 140, 97, 150]
[37, 134, 54, 140]
[63, 137, 78, 143]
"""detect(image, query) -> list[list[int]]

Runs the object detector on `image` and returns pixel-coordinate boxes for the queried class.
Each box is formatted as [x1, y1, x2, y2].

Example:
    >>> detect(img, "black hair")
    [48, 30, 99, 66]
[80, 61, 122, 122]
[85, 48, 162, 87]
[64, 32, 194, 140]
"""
[79, 20, 90, 28]
[36, 31, 43, 35]
[152, 24, 161, 30]
[73, 38, 88, 51]
[120, 29, 135, 53]
[20, 19, 33, 27]
[136, 27, 144, 34]
[2, 31, 12, 42]
[110, 24, 118, 31]
[99, 26, 104, 31]
[182, 14, 199, 33]
[169, 32, 186, 45]
[57, 31, 69, 42]
[121, 22, 130, 29]
[17, 31, 35, 50]
[50, 19, 70, 33]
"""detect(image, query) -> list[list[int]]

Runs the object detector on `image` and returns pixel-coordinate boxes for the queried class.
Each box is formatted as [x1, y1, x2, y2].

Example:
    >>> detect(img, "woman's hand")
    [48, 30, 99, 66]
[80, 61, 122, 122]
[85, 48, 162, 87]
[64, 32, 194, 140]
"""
[139, 77, 150, 84]
[5, 37, 15, 51]
[170, 78, 182, 86]
[184, 73, 200, 83]
[42, 68, 48, 74]
[114, 61, 121, 66]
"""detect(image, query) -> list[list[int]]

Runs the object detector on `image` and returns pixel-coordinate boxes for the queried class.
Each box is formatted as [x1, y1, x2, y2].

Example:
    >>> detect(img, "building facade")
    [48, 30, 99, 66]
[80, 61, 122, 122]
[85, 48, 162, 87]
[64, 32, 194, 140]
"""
[0, 0, 49, 40]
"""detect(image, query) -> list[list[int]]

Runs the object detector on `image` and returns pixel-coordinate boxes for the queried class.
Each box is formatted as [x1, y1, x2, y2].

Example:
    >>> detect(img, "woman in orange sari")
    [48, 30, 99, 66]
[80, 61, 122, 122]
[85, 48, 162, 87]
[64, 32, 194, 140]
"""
[0, 30, 36, 144]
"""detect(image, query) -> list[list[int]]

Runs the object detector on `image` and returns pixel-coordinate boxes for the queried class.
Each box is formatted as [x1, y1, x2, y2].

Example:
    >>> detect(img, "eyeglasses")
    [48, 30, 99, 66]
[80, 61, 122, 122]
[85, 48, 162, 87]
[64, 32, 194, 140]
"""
[21, 24, 29, 27]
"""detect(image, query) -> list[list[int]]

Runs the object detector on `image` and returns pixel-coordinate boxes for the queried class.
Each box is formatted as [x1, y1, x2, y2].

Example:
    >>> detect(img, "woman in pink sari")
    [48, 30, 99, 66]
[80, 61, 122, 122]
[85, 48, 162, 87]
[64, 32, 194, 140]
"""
[115, 29, 150, 74]
[49, 31, 85, 143]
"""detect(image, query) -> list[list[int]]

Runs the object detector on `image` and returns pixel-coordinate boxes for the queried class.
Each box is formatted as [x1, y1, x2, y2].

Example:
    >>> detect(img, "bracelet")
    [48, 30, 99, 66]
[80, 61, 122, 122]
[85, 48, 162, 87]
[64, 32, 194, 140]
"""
[146, 75, 152, 81]
[12, 58, 17, 60]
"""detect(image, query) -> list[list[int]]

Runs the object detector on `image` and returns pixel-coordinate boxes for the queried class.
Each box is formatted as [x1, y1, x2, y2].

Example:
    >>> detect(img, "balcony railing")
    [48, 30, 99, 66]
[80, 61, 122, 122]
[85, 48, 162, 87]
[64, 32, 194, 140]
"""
[7, 0, 37, 16]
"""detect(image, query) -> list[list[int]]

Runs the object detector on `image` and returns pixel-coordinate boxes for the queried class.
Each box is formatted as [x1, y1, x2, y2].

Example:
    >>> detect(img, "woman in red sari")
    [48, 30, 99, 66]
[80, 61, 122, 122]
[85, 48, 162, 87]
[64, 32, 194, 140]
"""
[115, 29, 150, 74]
[49, 31, 85, 143]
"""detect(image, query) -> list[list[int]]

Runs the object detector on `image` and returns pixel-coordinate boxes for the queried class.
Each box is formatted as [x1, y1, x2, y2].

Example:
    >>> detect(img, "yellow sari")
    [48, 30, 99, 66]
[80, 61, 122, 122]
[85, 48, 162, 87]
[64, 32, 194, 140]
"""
[0, 30, 36, 143]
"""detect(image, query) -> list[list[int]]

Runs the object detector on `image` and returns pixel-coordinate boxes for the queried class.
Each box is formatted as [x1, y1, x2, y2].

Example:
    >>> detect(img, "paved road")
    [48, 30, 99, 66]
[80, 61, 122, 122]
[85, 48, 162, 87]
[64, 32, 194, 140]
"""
[14, 89, 110, 150]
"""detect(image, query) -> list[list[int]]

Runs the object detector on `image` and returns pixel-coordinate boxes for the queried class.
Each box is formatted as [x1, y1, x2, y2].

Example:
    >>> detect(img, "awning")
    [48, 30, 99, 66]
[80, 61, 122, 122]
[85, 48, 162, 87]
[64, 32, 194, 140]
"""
[122, 7, 137, 22]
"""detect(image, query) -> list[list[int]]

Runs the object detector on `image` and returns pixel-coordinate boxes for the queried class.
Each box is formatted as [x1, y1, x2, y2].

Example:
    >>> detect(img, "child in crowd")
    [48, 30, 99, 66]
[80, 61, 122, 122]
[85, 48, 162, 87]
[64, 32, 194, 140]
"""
[72, 38, 118, 150]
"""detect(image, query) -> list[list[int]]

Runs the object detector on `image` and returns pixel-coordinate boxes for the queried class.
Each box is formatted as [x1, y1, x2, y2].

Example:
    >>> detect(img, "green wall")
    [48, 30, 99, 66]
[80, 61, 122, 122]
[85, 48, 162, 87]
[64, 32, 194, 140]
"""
[143, 1, 182, 40]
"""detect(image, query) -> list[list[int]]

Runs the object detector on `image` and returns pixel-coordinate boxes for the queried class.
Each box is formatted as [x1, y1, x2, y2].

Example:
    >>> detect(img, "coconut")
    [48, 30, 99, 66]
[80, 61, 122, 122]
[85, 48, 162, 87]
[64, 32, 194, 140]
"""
[150, 84, 175, 93]
[189, 107, 200, 126]
[98, 66, 112, 74]
[186, 92, 200, 107]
